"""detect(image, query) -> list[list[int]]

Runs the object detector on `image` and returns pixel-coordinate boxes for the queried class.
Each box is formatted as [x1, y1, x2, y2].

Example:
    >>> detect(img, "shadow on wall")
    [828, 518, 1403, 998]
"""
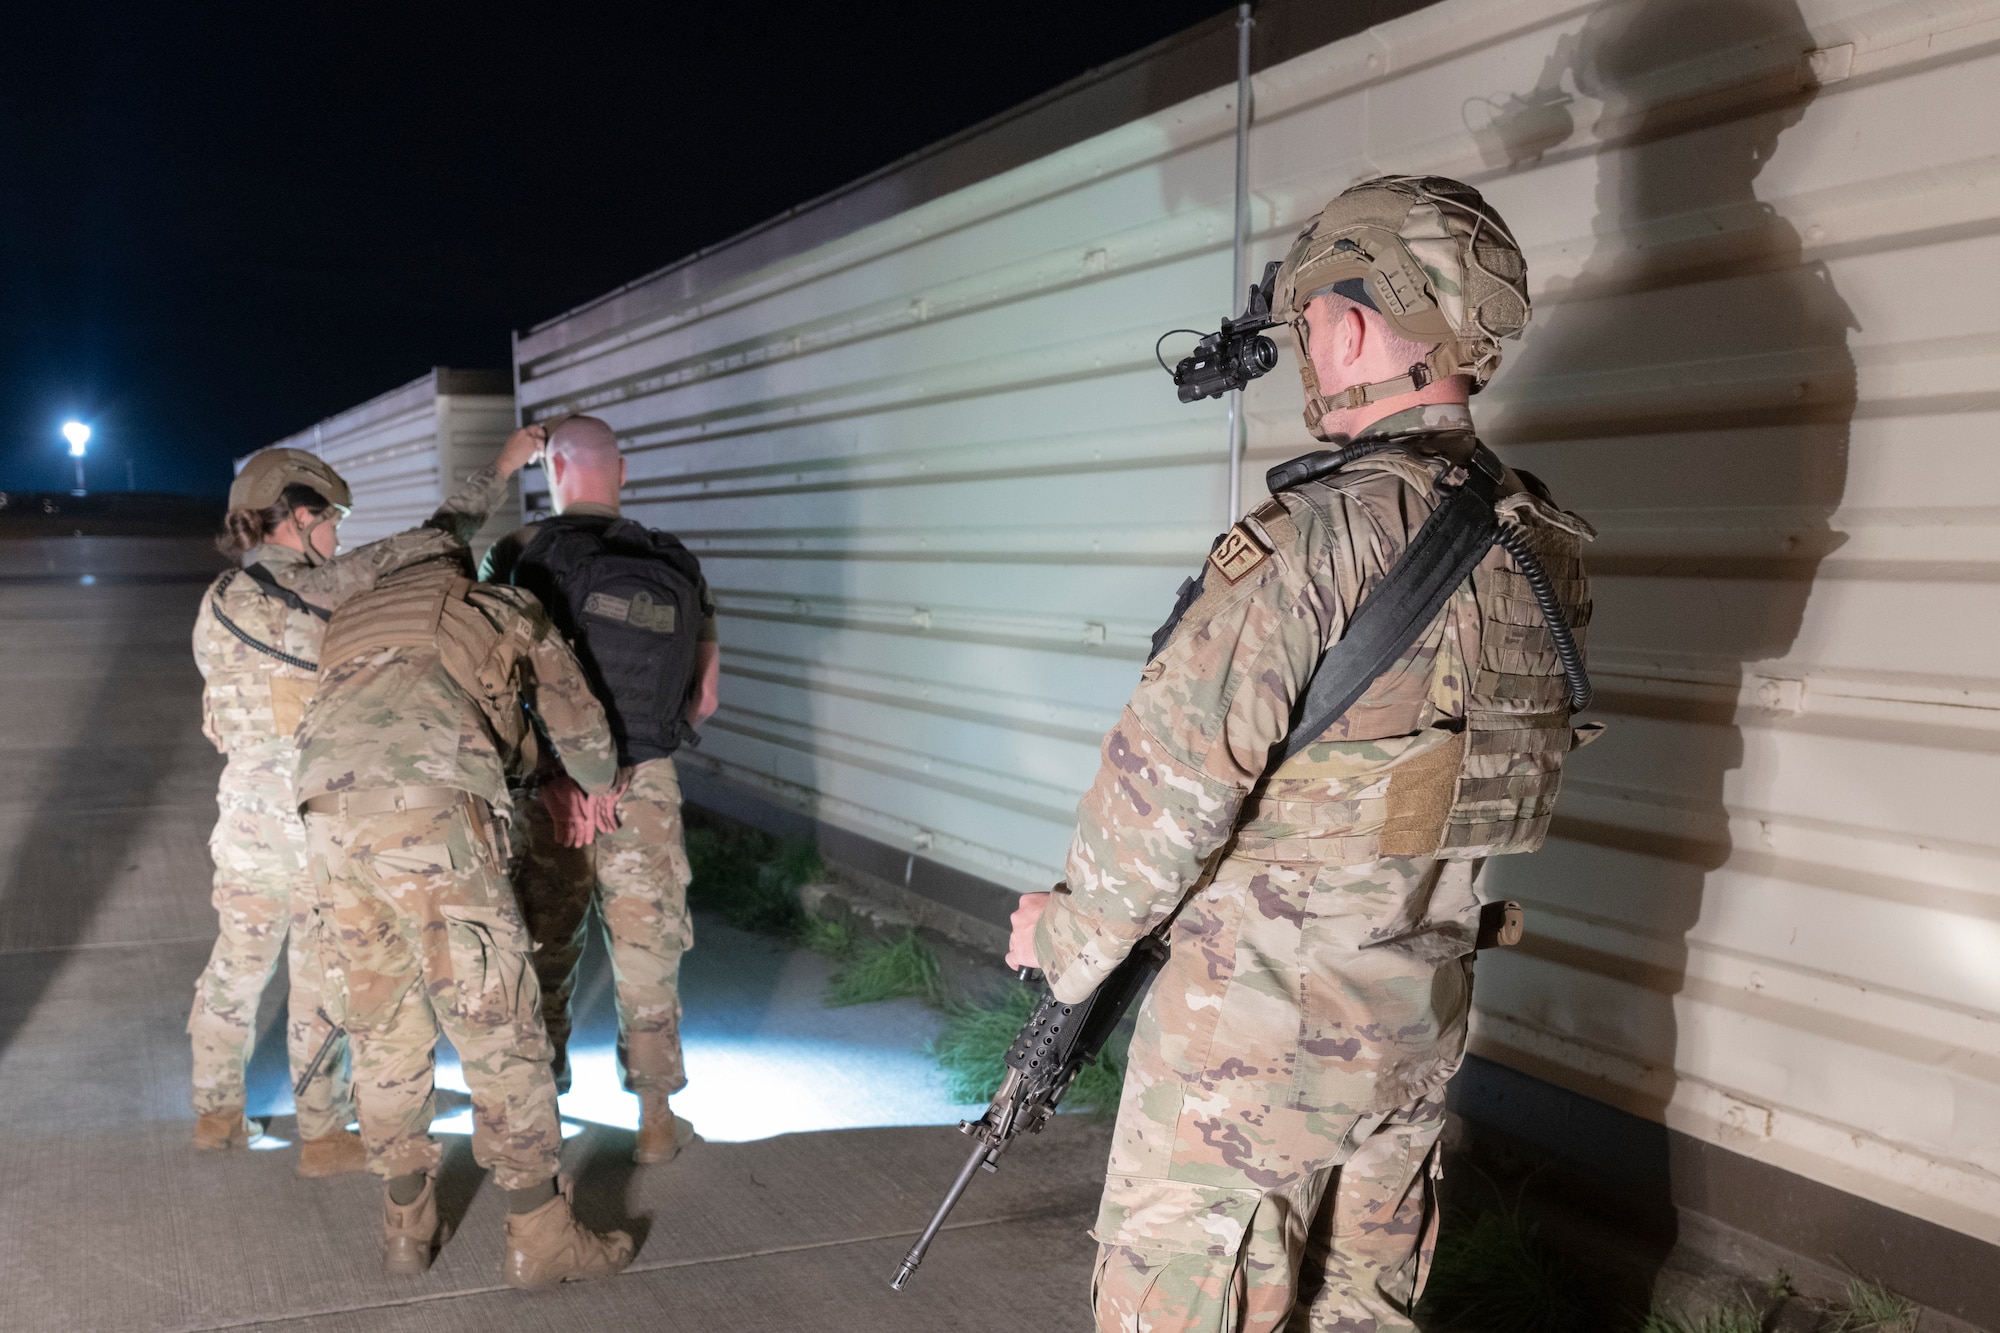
[1472, 0, 1857, 1306]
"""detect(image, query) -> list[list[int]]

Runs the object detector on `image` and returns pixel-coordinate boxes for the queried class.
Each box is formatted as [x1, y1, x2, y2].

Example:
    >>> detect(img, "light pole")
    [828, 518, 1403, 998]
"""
[63, 422, 90, 495]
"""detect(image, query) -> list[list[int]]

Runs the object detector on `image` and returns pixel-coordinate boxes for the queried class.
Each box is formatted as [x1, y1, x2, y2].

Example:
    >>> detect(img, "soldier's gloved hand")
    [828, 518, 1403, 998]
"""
[536, 774, 598, 849]
[1005, 892, 1050, 972]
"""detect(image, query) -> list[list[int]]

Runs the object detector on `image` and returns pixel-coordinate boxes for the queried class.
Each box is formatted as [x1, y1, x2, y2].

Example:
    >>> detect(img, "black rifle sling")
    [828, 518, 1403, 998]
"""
[243, 563, 332, 621]
[209, 568, 323, 672]
[1278, 453, 1501, 764]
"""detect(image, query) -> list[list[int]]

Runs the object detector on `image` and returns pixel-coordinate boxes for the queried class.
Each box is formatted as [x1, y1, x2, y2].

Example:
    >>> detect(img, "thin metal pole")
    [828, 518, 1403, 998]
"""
[1225, 2, 1254, 520]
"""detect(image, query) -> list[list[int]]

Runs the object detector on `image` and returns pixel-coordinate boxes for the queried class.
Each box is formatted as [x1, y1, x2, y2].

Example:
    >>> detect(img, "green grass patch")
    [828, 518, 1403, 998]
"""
[1416, 1206, 1590, 1333]
[929, 981, 1128, 1113]
[1828, 1277, 1919, 1333]
[684, 810, 1131, 1115]
[1638, 1299, 1765, 1333]
[684, 810, 821, 939]
[797, 913, 860, 962]
[826, 930, 945, 1007]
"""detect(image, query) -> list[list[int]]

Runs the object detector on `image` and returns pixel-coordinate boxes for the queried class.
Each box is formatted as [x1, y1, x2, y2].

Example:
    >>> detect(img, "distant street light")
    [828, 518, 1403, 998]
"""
[62, 421, 90, 495]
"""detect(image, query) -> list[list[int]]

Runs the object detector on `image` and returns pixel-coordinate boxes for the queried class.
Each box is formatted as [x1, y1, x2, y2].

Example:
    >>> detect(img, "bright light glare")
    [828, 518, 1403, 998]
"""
[61, 421, 90, 455]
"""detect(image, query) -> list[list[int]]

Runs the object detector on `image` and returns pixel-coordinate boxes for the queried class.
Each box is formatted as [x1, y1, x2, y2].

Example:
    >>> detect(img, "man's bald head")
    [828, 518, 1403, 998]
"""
[544, 415, 627, 513]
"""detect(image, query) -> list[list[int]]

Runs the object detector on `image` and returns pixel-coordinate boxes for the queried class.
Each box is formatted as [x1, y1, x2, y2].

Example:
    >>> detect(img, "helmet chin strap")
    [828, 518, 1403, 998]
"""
[1296, 319, 1466, 439]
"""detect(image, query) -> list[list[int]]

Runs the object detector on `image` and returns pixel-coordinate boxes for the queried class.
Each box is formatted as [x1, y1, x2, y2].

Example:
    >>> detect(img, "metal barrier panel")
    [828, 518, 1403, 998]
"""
[270, 368, 516, 558]
[513, 0, 2000, 1244]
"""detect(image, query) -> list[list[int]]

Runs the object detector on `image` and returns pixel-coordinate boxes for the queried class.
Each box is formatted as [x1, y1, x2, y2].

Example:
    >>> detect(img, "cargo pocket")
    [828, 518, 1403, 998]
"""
[1093, 1175, 1265, 1257]
[443, 809, 512, 912]
[439, 905, 536, 1030]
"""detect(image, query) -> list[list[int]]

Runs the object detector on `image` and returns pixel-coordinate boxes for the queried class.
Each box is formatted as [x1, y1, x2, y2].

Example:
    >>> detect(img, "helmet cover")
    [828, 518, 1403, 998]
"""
[229, 448, 353, 515]
[1273, 175, 1530, 437]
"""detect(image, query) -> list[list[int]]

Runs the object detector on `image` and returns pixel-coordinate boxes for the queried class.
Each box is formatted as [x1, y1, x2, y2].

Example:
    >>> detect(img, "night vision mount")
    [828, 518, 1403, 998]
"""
[1159, 260, 1284, 402]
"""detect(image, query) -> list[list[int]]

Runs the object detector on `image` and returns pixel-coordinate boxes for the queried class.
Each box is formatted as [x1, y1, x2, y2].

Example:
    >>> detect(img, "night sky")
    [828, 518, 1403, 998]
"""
[1, 2, 1223, 496]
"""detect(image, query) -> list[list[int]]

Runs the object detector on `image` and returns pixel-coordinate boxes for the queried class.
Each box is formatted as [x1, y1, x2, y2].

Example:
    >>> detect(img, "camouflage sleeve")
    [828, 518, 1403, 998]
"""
[282, 463, 511, 609]
[425, 461, 512, 547]
[523, 629, 617, 795]
[192, 577, 227, 751]
[1034, 497, 1351, 1002]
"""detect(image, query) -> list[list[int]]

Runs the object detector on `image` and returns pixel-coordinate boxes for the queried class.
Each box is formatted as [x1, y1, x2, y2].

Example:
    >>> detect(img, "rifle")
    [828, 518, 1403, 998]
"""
[889, 934, 1170, 1291]
[293, 1008, 341, 1100]
[887, 895, 1528, 1290]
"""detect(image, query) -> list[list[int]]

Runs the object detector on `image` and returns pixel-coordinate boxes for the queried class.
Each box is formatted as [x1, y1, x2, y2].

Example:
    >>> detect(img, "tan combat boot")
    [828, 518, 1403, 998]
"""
[298, 1129, 367, 1178]
[383, 1173, 440, 1276]
[633, 1090, 692, 1164]
[502, 1179, 635, 1289]
[192, 1108, 253, 1150]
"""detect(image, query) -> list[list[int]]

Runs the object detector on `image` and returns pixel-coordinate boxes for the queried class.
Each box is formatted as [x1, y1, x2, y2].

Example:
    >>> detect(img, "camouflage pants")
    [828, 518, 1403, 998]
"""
[188, 756, 351, 1138]
[1092, 1092, 1446, 1332]
[1088, 854, 1475, 1332]
[303, 799, 561, 1189]
[514, 758, 693, 1094]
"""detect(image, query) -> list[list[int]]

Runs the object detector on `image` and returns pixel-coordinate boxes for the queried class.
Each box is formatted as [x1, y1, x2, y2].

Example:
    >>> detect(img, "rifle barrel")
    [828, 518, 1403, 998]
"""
[889, 1137, 994, 1291]
[292, 1015, 342, 1100]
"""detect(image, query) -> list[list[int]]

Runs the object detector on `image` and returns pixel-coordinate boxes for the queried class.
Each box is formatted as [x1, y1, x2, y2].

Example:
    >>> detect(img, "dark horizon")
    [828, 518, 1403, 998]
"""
[1, 2, 1222, 497]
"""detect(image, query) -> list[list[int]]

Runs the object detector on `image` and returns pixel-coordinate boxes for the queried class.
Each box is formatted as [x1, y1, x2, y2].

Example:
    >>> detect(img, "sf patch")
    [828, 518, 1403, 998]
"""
[1208, 523, 1270, 583]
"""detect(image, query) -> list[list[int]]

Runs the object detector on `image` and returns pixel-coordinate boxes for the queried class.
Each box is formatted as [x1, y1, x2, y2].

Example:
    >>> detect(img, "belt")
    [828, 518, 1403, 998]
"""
[301, 785, 483, 818]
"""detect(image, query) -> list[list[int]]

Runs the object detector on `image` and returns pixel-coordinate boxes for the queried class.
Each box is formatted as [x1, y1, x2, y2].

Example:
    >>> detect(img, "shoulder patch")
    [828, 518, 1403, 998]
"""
[1207, 522, 1270, 583]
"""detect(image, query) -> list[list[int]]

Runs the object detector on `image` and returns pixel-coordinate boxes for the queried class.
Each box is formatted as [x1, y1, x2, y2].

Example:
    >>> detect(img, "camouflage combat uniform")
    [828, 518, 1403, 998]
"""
[479, 505, 717, 1098]
[188, 465, 511, 1134]
[1033, 405, 1593, 1332]
[295, 557, 616, 1189]
[507, 761, 696, 1095]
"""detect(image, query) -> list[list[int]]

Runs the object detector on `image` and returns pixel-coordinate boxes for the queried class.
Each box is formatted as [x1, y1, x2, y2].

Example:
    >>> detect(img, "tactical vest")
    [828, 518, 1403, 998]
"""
[198, 565, 325, 749]
[318, 559, 540, 751]
[1234, 445, 1594, 864]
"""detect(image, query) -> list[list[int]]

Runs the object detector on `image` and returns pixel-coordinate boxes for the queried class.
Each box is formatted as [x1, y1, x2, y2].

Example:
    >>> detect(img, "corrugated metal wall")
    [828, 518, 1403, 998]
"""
[273, 367, 517, 558]
[513, 0, 2000, 1243]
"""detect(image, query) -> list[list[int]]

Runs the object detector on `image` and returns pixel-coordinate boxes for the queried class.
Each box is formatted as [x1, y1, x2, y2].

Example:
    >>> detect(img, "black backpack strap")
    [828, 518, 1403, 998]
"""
[242, 562, 332, 622]
[1278, 446, 1505, 764]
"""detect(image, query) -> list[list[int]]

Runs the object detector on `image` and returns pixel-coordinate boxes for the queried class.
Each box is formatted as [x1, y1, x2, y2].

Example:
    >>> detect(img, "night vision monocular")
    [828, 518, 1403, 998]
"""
[1160, 260, 1284, 402]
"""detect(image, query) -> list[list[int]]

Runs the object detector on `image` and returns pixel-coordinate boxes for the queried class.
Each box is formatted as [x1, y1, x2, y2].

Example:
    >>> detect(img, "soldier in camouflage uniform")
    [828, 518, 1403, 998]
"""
[479, 416, 720, 1165]
[295, 493, 635, 1285]
[189, 440, 528, 1172]
[1007, 177, 1596, 1332]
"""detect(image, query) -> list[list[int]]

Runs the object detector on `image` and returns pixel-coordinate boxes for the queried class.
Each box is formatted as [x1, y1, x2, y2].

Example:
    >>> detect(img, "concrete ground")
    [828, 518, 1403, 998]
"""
[0, 533, 1105, 1333]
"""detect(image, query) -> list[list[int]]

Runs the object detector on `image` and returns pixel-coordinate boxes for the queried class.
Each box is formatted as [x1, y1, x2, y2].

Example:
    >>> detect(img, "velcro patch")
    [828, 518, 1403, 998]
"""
[583, 590, 677, 633]
[1208, 524, 1270, 583]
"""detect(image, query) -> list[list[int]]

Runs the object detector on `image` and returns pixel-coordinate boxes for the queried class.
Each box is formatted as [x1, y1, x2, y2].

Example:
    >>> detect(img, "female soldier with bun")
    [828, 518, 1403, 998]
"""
[187, 428, 544, 1174]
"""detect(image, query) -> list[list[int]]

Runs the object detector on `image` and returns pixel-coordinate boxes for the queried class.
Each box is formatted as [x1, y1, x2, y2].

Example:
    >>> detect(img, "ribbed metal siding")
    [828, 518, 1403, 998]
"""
[273, 368, 517, 557]
[514, 0, 2000, 1241]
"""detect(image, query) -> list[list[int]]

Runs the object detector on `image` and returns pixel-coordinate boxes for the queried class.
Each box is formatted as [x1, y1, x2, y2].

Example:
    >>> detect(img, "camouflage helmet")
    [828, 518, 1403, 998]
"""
[228, 448, 352, 515]
[1273, 175, 1530, 438]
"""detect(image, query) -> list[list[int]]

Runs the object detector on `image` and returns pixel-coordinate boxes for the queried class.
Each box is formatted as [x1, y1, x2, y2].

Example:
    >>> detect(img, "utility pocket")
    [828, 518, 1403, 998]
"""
[439, 905, 536, 1029]
[1093, 1175, 1266, 1257]
[268, 674, 315, 739]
